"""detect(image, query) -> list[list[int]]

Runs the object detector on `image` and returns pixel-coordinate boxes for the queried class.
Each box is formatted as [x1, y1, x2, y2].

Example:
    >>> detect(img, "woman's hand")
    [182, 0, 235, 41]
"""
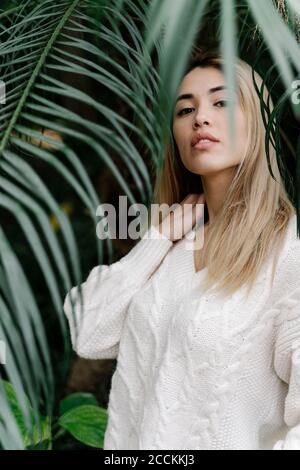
[158, 193, 205, 242]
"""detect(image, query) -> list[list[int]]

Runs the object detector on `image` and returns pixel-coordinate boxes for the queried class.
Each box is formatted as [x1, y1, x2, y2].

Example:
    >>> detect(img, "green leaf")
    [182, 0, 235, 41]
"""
[59, 393, 99, 416]
[59, 404, 108, 448]
[0, 380, 51, 448]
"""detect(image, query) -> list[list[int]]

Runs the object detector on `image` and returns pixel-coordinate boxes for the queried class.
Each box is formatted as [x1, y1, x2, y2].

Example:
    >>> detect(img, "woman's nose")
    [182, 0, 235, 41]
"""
[193, 109, 212, 128]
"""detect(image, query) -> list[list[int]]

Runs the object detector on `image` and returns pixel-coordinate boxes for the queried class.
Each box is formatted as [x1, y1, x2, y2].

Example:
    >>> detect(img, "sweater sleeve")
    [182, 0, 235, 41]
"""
[273, 288, 300, 450]
[63, 224, 173, 360]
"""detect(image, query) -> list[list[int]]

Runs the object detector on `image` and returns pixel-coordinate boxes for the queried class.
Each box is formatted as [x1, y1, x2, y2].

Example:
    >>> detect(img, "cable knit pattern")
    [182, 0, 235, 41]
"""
[63, 215, 300, 450]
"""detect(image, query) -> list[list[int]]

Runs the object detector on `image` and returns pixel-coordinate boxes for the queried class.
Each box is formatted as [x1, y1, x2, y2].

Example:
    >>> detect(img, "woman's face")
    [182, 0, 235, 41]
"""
[172, 66, 248, 177]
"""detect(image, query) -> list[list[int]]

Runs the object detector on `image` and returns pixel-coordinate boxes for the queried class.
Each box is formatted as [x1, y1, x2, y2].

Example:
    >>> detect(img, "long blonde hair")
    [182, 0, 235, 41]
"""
[150, 52, 295, 299]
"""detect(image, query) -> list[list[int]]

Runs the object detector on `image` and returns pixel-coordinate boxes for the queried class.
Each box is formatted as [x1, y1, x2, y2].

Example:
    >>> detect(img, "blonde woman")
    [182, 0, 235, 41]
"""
[64, 52, 300, 450]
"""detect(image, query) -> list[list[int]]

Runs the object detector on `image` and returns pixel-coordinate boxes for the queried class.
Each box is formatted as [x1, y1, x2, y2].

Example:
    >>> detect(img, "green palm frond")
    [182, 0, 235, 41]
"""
[0, 0, 299, 450]
[0, 0, 160, 449]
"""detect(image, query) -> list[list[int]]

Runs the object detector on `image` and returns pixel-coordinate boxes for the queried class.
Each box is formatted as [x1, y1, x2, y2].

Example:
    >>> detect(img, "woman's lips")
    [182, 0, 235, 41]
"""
[192, 139, 219, 150]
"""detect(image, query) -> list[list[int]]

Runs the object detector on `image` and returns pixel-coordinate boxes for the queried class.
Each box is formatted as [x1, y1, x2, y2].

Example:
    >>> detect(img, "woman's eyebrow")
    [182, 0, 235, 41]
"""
[175, 85, 227, 104]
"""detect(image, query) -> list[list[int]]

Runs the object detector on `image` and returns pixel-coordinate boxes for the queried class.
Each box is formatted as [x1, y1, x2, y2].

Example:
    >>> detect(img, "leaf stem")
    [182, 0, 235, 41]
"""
[0, 0, 82, 157]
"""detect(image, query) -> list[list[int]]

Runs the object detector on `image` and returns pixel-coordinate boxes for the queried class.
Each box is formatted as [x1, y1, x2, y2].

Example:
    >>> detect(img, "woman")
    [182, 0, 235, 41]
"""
[64, 52, 300, 450]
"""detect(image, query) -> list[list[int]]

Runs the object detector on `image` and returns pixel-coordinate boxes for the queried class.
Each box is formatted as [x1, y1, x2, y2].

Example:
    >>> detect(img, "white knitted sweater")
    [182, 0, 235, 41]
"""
[63, 214, 300, 450]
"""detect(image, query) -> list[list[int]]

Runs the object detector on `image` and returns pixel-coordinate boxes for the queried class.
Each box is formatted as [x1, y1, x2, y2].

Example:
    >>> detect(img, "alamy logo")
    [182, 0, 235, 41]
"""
[95, 195, 205, 251]
[0, 81, 6, 104]
[291, 80, 300, 105]
[0, 340, 6, 365]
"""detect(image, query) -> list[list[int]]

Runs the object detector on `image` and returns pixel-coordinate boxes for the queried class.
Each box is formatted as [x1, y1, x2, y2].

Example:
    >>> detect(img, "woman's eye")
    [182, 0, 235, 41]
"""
[177, 101, 227, 115]
[215, 100, 227, 107]
[177, 107, 194, 116]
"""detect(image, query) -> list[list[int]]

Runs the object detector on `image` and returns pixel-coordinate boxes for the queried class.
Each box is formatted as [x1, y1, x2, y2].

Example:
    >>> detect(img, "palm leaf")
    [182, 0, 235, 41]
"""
[0, 0, 159, 449]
